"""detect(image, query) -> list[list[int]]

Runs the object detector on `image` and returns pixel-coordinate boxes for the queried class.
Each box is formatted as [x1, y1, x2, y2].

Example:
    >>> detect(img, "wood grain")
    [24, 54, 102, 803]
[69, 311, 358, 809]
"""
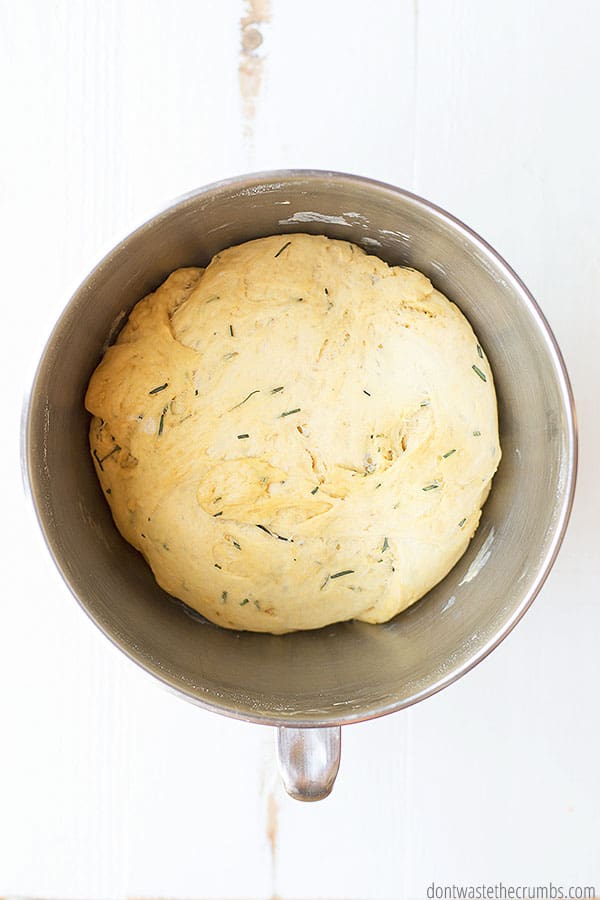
[1, 0, 598, 897]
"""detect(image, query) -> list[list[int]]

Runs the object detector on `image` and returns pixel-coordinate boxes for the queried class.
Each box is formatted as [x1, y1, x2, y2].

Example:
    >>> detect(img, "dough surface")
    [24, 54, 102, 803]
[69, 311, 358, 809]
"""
[85, 234, 501, 633]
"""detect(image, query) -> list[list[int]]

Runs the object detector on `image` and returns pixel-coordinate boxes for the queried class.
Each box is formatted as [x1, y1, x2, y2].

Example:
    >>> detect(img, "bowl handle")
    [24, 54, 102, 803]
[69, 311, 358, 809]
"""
[276, 725, 341, 801]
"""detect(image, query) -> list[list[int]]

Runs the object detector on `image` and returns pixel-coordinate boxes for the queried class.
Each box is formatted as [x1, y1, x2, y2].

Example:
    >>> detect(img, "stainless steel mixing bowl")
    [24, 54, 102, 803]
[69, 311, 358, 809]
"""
[23, 171, 577, 800]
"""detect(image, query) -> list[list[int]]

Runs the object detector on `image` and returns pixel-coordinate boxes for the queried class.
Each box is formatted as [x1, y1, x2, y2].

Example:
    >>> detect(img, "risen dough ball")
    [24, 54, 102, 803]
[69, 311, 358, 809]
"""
[85, 234, 500, 634]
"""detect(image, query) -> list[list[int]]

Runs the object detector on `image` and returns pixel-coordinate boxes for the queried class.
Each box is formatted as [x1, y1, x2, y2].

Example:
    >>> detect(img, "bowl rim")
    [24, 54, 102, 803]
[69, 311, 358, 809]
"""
[23, 168, 578, 727]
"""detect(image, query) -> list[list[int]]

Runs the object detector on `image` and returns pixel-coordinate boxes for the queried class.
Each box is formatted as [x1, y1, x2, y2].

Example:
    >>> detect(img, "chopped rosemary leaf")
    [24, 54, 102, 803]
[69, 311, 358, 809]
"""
[255, 523, 290, 541]
[230, 389, 260, 410]
[363, 389, 371, 396]
[158, 407, 167, 436]
[194, 389, 199, 396]
[442, 449, 456, 458]
[205, 295, 220, 303]
[229, 324, 234, 337]
[324, 287, 329, 295]
[274, 240, 292, 258]
[99, 445, 120, 463]
[237, 433, 250, 439]
[105, 488, 111, 494]
[214, 563, 222, 569]
[311, 486, 319, 495]
[280, 408, 301, 417]
[458, 518, 467, 528]
[330, 570, 354, 579]
[221, 591, 228, 604]
[223, 352, 238, 361]
[472, 364, 487, 382]
[473, 430, 481, 437]
[253, 599, 261, 610]
[375, 483, 382, 489]
[148, 382, 168, 395]
[420, 400, 430, 407]
[382, 537, 389, 553]
[213, 511, 223, 518]
[320, 576, 330, 591]
[213, 496, 222, 503]
[270, 386, 284, 394]
[93, 448, 104, 469]
[233, 541, 241, 551]
[422, 482, 440, 492]
[240, 598, 249, 606]
[477, 344, 484, 359]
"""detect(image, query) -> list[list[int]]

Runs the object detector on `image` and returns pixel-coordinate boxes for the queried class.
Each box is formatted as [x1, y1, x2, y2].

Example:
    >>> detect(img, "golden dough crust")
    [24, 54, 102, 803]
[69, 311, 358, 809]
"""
[86, 234, 500, 633]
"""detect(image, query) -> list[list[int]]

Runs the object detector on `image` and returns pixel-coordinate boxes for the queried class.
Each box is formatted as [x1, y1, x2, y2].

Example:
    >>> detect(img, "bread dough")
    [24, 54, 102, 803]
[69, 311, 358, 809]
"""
[85, 234, 501, 633]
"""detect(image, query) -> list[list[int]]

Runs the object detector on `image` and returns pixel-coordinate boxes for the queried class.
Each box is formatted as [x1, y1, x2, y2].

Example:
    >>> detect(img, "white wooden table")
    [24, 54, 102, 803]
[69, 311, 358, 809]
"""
[2, 1, 599, 897]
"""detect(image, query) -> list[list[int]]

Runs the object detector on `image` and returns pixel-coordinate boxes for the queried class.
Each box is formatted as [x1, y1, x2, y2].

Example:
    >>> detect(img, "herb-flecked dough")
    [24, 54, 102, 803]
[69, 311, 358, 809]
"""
[85, 234, 501, 633]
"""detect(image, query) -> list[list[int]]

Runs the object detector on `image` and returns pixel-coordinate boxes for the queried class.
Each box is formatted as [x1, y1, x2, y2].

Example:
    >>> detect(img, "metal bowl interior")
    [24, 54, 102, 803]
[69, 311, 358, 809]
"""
[25, 171, 576, 726]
